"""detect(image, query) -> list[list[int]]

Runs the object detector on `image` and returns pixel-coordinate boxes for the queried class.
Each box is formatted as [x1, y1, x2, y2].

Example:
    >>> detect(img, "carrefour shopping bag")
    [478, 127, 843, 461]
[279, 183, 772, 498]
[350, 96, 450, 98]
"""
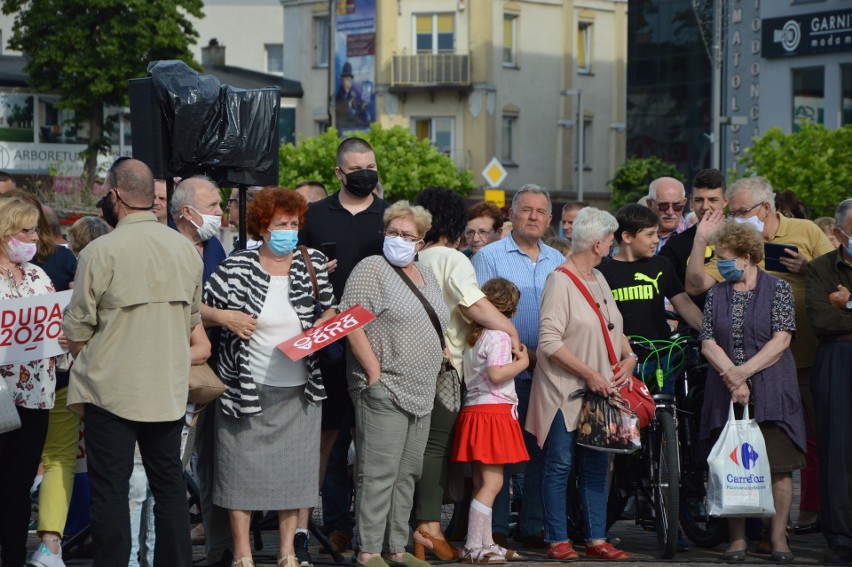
[707, 403, 775, 517]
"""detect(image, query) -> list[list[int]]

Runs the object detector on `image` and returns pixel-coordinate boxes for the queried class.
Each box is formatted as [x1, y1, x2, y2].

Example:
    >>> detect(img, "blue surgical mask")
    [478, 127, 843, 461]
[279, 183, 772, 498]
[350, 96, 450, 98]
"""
[267, 229, 298, 256]
[718, 258, 744, 282]
[840, 230, 852, 258]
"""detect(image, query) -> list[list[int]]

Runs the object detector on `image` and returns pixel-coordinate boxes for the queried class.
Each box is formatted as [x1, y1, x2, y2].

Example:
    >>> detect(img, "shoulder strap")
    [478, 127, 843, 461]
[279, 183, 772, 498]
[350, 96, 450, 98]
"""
[389, 261, 446, 350]
[555, 266, 618, 366]
[299, 245, 320, 299]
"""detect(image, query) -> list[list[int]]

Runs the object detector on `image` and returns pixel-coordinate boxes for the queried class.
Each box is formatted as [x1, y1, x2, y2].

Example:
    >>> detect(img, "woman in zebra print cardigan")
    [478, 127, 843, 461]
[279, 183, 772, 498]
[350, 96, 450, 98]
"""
[202, 188, 336, 567]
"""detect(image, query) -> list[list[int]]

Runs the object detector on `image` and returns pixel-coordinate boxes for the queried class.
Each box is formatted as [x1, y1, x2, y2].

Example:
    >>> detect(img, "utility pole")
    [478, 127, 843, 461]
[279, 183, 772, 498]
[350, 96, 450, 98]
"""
[560, 89, 584, 201]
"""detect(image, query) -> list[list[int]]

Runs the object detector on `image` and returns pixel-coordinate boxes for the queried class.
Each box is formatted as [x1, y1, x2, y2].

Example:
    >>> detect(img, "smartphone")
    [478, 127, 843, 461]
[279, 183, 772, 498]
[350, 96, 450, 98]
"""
[764, 243, 798, 273]
[320, 242, 337, 261]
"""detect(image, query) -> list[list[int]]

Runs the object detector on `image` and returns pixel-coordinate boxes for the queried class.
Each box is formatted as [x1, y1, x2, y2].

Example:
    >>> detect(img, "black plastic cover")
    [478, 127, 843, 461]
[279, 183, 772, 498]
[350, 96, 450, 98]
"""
[147, 60, 279, 186]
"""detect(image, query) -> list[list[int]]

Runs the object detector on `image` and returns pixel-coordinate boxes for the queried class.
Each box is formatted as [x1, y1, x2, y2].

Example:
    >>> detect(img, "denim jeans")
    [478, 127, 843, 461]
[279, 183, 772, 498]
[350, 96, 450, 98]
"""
[492, 378, 544, 538]
[129, 448, 155, 567]
[542, 410, 610, 543]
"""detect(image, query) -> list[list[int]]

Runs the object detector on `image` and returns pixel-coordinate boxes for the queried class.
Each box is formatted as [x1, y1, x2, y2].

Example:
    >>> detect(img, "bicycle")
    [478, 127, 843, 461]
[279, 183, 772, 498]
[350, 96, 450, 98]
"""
[605, 334, 684, 558]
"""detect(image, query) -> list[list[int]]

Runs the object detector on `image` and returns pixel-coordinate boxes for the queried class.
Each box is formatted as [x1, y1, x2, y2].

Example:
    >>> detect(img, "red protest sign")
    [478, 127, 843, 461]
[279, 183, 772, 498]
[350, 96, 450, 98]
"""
[278, 304, 375, 361]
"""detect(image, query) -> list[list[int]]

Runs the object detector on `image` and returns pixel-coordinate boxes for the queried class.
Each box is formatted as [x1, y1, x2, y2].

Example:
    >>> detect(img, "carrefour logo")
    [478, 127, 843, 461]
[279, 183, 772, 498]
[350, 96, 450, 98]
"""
[773, 20, 801, 52]
[729, 443, 760, 470]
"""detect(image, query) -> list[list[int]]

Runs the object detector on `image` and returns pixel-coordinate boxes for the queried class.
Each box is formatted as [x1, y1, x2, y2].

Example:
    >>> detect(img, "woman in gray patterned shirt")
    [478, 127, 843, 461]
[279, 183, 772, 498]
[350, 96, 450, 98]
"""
[340, 201, 450, 567]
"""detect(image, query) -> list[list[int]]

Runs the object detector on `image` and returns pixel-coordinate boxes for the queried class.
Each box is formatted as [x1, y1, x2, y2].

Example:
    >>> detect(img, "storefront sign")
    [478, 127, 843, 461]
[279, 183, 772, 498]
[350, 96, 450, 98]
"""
[763, 8, 852, 58]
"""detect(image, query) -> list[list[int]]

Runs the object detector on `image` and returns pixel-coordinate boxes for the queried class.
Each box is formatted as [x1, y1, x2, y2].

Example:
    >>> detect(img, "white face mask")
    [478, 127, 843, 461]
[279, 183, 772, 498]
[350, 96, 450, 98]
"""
[186, 205, 221, 241]
[383, 236, 417, 267]
[733, 213, 764, 234]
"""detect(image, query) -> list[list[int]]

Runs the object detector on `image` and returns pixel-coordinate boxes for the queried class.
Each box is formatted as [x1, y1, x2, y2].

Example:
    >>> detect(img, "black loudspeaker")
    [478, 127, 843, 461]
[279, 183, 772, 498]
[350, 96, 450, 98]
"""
[128, 78, 172, 178]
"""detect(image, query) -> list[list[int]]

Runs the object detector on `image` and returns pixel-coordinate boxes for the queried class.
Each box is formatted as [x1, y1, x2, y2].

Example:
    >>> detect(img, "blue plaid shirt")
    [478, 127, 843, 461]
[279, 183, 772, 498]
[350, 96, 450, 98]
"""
[473, 235, 565, 381]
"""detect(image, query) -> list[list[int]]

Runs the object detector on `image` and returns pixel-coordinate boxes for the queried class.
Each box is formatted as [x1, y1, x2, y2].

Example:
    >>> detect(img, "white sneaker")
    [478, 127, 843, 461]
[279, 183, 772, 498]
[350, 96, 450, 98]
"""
[27, 542, 66, 567]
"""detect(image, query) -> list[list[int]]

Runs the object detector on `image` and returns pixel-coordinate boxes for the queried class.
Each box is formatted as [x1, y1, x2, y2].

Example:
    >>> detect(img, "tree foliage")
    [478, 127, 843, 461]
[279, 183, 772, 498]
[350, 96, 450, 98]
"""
[734, 123, 852, 218]
[279, 124, 474, 202]
[606, 156, 685, 212]
[2, 0, 204, 182]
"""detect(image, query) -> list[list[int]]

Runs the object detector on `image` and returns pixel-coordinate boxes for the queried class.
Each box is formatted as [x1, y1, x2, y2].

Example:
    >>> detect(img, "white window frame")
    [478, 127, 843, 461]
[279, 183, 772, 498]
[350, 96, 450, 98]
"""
[503, 14, 518, 68]
[413, 13, 455, 54]
[501, 114, 517, 165]
[412, 117, 454, 154]
[577, 22, 592, 74]
[314, 15, 330, 68]
[265, 43, 284, 74]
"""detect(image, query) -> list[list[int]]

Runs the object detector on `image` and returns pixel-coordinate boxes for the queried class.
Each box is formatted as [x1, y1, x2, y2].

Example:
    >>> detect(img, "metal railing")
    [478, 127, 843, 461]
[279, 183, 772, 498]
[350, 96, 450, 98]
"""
[391, 52, 470, 87]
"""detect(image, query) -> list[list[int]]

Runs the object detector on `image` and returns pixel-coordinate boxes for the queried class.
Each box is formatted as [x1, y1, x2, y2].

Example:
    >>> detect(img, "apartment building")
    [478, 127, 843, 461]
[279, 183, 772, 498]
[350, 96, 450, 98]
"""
[283, 0, 627, 199]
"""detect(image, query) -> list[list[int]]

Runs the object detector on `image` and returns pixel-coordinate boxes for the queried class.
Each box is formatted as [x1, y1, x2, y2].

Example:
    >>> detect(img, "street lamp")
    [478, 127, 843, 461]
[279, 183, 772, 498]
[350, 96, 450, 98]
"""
[560, 89, 584, 202]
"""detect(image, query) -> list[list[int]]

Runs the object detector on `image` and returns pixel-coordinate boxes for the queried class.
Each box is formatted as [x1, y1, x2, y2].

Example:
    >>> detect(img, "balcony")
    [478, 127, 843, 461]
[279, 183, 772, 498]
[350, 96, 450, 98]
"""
[390, 53, 472, 92]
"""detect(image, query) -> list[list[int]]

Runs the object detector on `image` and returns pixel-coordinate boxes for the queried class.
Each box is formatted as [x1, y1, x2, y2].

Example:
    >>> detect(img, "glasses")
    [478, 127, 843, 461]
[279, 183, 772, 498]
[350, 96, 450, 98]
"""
[385, 228, 421, 242]
[228, 198, 239, 206]
[464, 229, 495, 240]
[19, 226, 41, 237]
[653, 201, 685, 213]
[727, 202, 763, 219]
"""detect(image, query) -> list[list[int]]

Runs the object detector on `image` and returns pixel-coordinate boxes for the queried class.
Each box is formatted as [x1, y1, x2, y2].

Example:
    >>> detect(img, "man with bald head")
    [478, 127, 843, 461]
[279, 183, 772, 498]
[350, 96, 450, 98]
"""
[172, 176, 226, 280]
[645, 177, 688, 253]
[295, 180, 328, 204]
[63, 157, 202, 567]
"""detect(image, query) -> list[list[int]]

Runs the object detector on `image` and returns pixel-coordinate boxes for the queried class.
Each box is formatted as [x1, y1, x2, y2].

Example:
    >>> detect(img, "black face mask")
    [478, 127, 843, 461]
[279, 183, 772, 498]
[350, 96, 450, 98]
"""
[343, 169, 379, 198]
[100, 191, 119, 228]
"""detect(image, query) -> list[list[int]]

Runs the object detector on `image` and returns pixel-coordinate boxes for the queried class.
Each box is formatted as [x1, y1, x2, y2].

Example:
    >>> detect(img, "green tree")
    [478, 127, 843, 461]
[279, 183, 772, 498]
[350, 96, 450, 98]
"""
[279, 124, 475, 201]
[606, 156, 685, 212]
[2, 0, 204, 185]
[734, 123, 852, 218]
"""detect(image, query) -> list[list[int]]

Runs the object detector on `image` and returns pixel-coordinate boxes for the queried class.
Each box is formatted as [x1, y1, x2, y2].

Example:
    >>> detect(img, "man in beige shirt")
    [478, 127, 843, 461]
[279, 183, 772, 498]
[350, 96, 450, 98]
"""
[62, 157, 203, 567]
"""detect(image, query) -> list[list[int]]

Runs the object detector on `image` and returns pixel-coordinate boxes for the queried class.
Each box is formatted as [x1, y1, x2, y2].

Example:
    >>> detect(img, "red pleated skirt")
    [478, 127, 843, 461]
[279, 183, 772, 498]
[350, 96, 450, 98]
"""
[451, 403, 530, 465]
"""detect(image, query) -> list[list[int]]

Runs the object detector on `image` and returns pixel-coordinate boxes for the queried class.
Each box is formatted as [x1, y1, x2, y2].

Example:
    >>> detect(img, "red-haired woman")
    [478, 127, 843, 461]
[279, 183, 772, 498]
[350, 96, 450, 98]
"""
[202, 187, 337, 567]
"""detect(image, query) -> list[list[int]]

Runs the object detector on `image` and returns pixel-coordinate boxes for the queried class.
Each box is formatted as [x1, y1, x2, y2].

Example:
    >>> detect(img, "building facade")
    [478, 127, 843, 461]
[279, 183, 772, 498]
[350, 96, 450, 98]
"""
[721, 0, 852, 174]
[283, 0, 628, 200]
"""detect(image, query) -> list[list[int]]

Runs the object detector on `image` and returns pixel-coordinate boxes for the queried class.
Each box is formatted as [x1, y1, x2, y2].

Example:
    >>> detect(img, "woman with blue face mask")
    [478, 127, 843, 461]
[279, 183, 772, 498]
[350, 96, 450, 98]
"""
[202, 187, 337, 567]
[698, 221, 805, 563]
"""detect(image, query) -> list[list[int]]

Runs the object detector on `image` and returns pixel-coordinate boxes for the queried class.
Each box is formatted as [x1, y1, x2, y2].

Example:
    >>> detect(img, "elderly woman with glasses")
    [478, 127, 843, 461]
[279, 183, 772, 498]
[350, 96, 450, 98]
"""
[340, 201, 450, 567]
[0, 196, 59, 567]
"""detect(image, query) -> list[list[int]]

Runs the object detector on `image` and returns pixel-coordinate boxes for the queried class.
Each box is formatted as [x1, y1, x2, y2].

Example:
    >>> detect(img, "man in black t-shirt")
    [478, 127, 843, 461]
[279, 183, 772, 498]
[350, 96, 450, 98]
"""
[297, 137, 388, 557]
[599, 205, 703, 393]
[659, 169, 727, 310]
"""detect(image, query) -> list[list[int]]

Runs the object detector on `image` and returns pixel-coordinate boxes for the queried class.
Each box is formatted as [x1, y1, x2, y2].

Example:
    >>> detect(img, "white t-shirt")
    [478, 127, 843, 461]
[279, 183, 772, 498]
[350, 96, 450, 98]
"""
[248, 276, 309, 387]
[463, 329, 518, 406]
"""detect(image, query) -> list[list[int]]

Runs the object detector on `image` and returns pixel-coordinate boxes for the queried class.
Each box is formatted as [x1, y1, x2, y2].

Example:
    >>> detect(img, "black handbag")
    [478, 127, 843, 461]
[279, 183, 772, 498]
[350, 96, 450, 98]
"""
[390, 262, 462, 412]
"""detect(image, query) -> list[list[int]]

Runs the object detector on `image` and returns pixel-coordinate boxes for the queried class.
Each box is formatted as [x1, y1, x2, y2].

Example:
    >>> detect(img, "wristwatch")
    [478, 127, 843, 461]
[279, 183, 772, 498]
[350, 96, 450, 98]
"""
[846, 298, 852, 311]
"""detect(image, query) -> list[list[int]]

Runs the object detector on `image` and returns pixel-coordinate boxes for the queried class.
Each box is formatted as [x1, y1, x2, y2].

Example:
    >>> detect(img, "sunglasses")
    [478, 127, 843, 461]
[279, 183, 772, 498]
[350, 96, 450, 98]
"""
[653, 201, 685, 213]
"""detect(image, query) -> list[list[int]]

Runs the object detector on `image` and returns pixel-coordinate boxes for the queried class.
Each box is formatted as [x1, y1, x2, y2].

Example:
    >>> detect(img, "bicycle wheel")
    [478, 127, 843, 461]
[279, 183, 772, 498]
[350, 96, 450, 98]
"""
[650, 410, 679, 558]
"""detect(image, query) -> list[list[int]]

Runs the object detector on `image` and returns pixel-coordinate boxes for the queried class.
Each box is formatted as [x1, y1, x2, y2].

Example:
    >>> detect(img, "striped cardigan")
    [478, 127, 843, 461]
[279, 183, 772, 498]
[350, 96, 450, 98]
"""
[203, 247, 336, 418]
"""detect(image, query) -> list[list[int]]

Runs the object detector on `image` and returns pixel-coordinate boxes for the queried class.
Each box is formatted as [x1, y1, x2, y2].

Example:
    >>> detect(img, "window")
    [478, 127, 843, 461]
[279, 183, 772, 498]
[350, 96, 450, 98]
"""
[315, 16, 330, 68]
[792, 66, 824, 131]
[413, 117, 453, 153]
[842, 64, 852, 126]
[577, 22, 592, 74]
[415, 14, 454, 54]
[39, 96, 87, 144]
[501, 115, 517, 164]
[266, 44, 284, 74]
[503, 15, 517, 67]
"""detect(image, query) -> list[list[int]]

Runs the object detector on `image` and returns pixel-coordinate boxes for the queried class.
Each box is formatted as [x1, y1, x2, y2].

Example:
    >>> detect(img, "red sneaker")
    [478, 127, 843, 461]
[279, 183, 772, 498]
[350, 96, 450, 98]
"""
[584, 541, 630, 560]
[546, 541, 579, 561]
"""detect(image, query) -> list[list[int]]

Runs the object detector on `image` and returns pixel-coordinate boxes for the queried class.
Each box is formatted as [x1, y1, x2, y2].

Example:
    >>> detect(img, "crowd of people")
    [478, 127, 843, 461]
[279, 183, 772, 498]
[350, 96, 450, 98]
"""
[0, 143, 851, 567]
